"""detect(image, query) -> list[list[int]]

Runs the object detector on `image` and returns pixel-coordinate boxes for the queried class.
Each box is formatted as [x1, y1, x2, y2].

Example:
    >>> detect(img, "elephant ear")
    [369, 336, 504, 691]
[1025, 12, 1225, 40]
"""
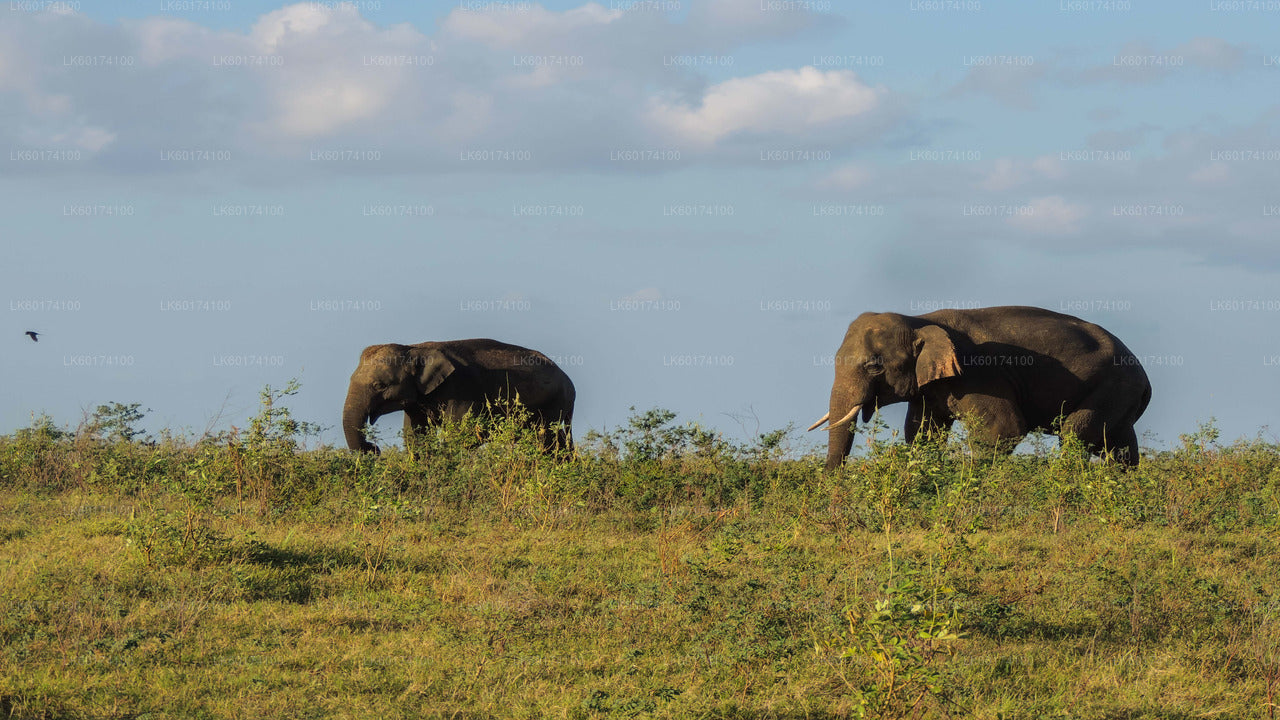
[416, 350, 456, 395]
[914, 325, 962, 388]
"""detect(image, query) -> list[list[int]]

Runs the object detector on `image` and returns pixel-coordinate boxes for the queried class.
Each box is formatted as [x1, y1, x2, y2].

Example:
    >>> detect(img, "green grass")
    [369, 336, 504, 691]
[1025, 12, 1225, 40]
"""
[1, 396, 1278, 719]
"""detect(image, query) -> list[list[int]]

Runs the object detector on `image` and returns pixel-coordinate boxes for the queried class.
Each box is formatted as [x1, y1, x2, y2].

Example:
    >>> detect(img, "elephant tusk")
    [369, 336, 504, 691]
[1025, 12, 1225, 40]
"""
[827, 405, 862, 430]
[806, 412, 831, 432]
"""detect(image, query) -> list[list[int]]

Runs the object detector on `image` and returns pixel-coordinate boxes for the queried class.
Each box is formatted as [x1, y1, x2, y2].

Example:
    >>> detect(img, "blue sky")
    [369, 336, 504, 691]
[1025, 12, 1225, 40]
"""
[4, 0, 1279, 451]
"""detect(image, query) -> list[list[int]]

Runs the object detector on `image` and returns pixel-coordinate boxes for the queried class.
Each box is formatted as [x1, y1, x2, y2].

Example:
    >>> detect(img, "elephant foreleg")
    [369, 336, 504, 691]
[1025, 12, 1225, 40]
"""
[905, 397, 954, 445]
[403, 408, 433, 461]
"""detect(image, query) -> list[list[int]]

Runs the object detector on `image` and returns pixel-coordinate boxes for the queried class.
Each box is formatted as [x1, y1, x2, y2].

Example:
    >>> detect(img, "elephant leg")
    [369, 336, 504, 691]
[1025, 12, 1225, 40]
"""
[403, 408, 432, 461]
[1109, 425, 1140, 466]
[1061, 403, 1140, 466]
[439, 399, 476, 424]
[435, 400, 486, 445]
[559, 425, 575, 456]
[534, 407, 574, 458]
[403, 414, 419, 461]
[537, 422, 558, 454]
[905, 396, 954, 445]
[555, 416, 576, 456]
[954, 393, 1026, 457]
[1057, 372, 1146, 465]
[1060, 407, 1117, 461]
[905, 399, 924, 442]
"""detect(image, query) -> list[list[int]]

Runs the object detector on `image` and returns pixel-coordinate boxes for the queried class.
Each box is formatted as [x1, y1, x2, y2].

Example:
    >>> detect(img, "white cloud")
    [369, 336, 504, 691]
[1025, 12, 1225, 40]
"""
[1188, 161, 1230, 184]
[250, 3, 349, 51]
[816, 163, 875, 191]
[1030, 155, 1066, 180]
[76, 126, 116, 152]
[1175, 36, 1250, 73]
[25, 93, 72, 115]
[270, 80, 390, 137]
[951, 37, 1256, 108]
[977, 156, 1068, 192]
[442, 2, 623, 49]
[247, 5, 431, 139]
[16, 121, 116, 152]
[980, 158, 1025, 192]
[950, 62, 1046, 110]
[1071, 37, 1257, 86]
[130, 17, 214, 66]
[685, 0, 827, 47]
[647, 67, 884, 146]
[805, 114, 1280, 267]
[1007, 195, 1087, 235]
[0, 1, 864, 167]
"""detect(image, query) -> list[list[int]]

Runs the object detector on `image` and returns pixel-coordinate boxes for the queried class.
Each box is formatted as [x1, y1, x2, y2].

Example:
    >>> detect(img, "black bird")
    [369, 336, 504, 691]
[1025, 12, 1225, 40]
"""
[25, 331, 39, 342]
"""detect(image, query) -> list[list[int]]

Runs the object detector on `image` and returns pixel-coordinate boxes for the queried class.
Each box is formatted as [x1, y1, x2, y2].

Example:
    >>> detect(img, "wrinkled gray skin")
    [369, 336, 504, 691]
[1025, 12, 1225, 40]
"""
[810, 306, 1151, 470]
[343, 339, 575, 454]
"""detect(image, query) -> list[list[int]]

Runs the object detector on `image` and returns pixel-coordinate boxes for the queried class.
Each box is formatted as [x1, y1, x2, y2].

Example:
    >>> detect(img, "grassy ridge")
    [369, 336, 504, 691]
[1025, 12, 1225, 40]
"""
[1, 392, 1278, 718]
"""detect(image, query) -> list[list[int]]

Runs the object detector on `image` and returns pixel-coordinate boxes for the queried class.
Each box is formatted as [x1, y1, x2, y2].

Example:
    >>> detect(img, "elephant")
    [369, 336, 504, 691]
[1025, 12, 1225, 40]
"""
[808, 306, 1151, 469]
[343, 338, 575, 455]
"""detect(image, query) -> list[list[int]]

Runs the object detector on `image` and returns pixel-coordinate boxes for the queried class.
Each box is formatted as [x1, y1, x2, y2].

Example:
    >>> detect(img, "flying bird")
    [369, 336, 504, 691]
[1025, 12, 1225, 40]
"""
[25, 331, 39, 342]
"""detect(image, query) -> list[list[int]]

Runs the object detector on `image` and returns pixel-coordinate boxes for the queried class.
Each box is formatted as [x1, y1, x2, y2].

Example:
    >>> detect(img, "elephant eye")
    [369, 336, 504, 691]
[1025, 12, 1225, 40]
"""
[372, 382, 388, 392]
[864, 358, 884, 374]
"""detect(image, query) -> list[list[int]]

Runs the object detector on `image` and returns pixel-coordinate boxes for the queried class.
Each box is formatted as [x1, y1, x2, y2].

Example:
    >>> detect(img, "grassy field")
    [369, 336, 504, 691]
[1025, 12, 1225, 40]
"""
[1, 391, 1278, 719]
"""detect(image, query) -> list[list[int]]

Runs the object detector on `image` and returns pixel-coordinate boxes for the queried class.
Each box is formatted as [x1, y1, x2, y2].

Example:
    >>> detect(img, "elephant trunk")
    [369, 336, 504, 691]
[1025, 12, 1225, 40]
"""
[824, 386, 862, 471]
[825, 423, 854, 471]
[343, 386, 378, 452]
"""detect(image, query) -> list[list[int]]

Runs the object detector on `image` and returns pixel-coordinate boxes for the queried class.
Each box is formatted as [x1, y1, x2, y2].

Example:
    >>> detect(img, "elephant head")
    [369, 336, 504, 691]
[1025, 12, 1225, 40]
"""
[342, 344, 455, 453]
[809, 313, 962, 469]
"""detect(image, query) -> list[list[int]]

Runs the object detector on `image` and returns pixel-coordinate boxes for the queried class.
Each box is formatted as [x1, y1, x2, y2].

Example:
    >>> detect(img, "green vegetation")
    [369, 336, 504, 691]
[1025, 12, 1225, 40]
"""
[1, 388, 1278, 719]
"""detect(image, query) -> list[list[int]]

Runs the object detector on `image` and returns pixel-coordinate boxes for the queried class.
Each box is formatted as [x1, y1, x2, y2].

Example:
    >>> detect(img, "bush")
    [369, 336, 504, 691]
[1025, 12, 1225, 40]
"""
[837, 564, 967, 719]
[1, 394, 1277, 541]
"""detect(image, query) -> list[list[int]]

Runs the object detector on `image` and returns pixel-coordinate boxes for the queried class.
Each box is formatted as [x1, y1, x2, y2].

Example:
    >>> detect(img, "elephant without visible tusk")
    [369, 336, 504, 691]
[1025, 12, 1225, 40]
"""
[343, 338, 576, 456]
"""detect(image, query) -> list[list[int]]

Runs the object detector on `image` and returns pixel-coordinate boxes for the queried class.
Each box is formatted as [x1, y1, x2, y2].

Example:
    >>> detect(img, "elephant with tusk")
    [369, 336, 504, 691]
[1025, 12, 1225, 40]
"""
[810, 306, 1151, 469]
[343, 338, 575, 455]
